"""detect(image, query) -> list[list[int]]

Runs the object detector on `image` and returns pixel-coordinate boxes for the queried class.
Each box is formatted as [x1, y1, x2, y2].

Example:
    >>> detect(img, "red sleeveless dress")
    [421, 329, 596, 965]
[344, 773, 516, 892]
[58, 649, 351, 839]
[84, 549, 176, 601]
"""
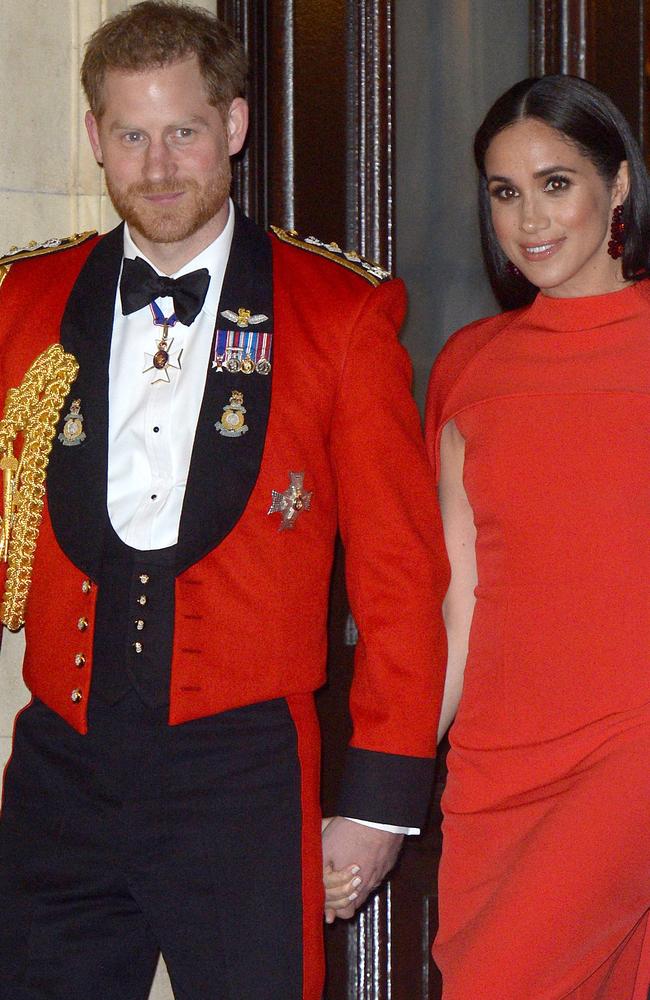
[425, 282, 650, 999]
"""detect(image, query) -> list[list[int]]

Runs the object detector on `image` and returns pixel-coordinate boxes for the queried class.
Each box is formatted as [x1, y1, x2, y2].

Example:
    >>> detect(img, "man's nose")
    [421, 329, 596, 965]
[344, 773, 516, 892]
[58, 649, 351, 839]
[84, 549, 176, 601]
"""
[142, 138, 175, 181]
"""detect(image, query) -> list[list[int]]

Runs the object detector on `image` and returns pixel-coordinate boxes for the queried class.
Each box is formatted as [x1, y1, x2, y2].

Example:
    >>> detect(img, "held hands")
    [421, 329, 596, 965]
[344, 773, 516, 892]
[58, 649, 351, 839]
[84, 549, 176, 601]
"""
[323, 862, 362, 924]
[321, 816, 404, 924]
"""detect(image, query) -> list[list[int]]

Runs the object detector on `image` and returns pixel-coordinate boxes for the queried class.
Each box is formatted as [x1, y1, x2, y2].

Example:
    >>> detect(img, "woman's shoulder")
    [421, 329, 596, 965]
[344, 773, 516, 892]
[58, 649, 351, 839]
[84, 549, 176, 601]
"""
[437, 308, 522, 371]
[425, 308, 523, 435]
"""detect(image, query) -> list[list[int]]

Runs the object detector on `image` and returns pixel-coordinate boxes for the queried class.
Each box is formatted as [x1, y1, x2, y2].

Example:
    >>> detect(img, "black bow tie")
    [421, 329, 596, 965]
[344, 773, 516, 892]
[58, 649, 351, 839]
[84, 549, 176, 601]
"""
[120, 255, 211, 326]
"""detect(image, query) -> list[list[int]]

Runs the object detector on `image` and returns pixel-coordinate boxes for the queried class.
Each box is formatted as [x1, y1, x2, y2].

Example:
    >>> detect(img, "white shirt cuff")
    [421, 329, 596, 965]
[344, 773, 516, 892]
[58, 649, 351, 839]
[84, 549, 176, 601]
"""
[343, 816, 419, 835]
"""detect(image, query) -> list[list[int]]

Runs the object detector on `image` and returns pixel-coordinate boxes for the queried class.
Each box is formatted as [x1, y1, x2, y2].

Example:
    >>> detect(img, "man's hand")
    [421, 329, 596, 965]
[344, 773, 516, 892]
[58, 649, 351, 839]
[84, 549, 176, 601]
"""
[322, 816, 404, 922]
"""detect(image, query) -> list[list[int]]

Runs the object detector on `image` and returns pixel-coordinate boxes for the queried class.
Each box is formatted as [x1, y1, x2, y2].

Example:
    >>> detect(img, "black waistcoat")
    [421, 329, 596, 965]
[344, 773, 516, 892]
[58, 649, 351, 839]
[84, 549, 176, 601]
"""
[91, 522, 176, 707]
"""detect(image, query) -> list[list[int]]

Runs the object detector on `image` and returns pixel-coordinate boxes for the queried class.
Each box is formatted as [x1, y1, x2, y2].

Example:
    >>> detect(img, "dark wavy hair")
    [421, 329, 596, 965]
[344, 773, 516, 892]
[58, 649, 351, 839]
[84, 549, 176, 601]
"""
[474, 75, 650, 310]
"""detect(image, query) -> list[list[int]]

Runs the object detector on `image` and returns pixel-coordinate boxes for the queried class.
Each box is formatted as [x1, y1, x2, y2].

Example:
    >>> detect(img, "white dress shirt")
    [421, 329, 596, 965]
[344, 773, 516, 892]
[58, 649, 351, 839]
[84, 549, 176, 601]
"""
[105, 202, 415, 836]
[107, 203, 234, 548]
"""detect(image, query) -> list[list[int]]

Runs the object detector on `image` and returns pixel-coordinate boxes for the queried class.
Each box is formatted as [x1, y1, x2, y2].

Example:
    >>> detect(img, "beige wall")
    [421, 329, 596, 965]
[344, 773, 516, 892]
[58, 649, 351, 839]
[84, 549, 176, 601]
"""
[0, 1, 120, 251]
[0, 0, 214, 250]
[0, 4, 210, 996]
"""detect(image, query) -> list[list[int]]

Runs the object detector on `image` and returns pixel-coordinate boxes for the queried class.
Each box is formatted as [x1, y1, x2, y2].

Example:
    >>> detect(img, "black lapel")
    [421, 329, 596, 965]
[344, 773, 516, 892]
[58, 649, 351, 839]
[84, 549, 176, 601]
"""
[47, 224, 124, 578]
[176, 207, 274, 572]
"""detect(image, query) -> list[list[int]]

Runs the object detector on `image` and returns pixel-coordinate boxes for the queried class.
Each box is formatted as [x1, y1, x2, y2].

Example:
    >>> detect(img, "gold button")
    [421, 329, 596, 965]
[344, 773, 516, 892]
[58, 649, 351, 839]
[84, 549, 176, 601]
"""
[74, 653, 86, 668]
[139, 573, 150, 585]
[135, 619, 145, 631]
[137, 595, 147, 606]
[71, 688, 83, 703]
[133, 641, 143, 654]
[81, 579, 92, 594]
[77, 616, 89, 631]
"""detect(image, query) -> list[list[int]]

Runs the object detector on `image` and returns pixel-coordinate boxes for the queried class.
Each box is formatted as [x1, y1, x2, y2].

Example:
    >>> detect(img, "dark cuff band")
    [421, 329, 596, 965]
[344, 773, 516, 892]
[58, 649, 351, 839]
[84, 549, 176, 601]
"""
[337, 747, 435, 828]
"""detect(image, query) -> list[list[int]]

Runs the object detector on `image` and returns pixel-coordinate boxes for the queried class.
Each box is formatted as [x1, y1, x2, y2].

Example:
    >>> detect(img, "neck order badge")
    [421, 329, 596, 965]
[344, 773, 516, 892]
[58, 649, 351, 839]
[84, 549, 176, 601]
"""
[143, 302, 183, 384]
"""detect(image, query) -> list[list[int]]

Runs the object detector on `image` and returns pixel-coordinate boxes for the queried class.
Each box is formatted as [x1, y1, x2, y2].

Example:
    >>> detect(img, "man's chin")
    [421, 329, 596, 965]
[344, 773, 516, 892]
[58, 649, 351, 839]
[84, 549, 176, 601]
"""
[107, 177, 230, 249]
[118, 202, 228, 248]
[131, 222, 197, 246]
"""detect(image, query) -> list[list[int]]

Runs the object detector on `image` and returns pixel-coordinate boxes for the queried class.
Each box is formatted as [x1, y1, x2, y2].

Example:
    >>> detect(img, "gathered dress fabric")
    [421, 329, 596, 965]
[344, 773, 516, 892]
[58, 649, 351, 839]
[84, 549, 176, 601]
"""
[425, 281, 650, 1000]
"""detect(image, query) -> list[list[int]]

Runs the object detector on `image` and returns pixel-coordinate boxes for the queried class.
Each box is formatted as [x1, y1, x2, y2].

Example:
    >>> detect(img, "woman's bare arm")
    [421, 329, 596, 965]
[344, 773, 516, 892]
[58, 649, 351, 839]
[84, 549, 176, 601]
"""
[437, 419, 477, 741]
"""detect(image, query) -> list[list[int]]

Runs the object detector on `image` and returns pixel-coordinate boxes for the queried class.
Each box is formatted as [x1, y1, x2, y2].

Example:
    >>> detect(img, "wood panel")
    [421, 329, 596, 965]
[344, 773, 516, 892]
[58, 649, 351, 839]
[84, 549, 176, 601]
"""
[531, 0, 647, 152]
[346, 0, 395, 269]
[216, 0, 268, 223]
[530, 0, 589, 76]
[218, 0, 394, 267]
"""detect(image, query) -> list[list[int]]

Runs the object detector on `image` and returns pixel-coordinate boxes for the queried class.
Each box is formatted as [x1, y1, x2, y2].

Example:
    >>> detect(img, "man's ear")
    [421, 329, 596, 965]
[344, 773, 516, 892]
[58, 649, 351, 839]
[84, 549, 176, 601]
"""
[85, 110, 104, 166]
[226, 98, 249, 156]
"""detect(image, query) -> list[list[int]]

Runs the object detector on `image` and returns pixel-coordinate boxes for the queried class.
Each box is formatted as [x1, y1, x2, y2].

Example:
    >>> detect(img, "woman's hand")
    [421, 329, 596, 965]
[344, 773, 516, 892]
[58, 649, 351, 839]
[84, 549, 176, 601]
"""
[322, 817, 362, 923]
[323, 862, 363, 924]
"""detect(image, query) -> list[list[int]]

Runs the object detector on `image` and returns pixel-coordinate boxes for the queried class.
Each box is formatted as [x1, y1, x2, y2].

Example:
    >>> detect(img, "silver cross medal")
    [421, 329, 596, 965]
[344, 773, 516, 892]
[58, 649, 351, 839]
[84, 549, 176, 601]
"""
[268, 472, 313, 530]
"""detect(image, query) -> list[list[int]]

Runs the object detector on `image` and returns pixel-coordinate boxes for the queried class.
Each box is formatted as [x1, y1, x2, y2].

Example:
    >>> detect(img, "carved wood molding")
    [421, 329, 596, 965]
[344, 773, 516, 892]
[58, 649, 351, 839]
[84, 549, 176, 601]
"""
[530, 0, 589, 76]
[346, 0, 395, 270]
[531, 0, 647, 150]
[347, 890, 392, 1000]
[217, 0, 269, 226]
[217, 0, 395, 269]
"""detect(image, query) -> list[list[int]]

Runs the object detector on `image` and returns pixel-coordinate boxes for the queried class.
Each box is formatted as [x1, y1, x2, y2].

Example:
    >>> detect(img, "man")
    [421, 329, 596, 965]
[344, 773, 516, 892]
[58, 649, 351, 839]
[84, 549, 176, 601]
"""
[0, 3, 448, 999]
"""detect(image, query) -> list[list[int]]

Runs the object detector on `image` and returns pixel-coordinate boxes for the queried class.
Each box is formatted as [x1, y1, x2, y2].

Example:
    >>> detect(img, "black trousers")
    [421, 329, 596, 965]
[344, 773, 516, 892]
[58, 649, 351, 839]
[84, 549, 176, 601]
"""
[0, 691, 323, 1000]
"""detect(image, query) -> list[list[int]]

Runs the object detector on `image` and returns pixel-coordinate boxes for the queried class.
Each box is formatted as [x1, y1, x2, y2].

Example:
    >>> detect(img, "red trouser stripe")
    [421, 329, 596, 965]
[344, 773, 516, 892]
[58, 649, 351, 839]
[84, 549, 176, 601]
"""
[286, 692, 325, 1000]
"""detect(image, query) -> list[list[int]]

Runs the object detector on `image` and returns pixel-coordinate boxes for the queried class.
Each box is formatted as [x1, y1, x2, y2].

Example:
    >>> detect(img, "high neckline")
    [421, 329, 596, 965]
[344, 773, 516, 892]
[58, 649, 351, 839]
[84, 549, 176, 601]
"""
[523, 280, 650, 332]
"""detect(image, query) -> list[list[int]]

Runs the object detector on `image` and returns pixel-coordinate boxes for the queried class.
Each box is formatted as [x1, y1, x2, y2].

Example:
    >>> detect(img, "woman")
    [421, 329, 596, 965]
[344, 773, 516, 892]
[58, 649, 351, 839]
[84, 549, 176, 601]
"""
[326, 74, 650, 998]
[428, 75, 650, 998]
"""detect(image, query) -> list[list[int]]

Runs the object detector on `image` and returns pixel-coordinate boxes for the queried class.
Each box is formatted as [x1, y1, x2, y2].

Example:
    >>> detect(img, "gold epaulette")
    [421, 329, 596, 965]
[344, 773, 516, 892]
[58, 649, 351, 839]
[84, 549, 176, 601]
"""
[0, 230, 97, 271]
[0, 345, 79, 630]
[270, 226, 391, 287]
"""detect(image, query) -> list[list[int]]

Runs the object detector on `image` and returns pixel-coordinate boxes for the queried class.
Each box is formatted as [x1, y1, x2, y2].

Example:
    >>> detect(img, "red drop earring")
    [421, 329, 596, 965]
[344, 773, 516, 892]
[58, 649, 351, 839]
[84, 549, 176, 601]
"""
[607, 204, 625, 260]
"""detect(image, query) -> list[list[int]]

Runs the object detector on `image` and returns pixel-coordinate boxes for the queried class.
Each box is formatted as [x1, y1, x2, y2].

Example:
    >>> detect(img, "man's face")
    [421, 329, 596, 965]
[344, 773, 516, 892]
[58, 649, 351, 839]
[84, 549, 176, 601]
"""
[85, 55, 248, 263]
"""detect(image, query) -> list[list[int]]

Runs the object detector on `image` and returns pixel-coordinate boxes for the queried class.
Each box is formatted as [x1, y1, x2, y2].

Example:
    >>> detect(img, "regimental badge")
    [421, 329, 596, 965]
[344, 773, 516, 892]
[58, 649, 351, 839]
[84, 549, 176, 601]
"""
[216, 391, 249, 437]
[220, 307, 269, 329]
[212, 328, 272, 375]
[58, 399, 86, 447]
[268, 471, 313, 530]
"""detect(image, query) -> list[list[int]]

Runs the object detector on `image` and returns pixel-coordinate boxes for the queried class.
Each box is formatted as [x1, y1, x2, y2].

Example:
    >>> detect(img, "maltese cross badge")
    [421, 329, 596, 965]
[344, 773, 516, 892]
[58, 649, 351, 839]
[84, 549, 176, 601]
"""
[268, 471, 313, 531]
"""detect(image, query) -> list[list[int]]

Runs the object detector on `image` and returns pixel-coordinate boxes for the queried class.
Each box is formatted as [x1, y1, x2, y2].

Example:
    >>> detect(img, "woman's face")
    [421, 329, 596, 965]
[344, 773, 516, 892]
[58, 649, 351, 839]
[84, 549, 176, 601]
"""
[485, 117, 629, 298]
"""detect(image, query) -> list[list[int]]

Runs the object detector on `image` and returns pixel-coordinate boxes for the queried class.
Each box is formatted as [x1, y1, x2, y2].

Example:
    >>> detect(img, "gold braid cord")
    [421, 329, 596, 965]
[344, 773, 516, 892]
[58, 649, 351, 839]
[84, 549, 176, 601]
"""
[0, 344, 79, 630]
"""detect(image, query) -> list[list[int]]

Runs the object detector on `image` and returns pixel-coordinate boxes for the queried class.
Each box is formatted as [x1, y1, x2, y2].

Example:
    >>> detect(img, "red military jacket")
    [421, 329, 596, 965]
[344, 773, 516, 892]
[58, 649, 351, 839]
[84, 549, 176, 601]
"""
[0, 210, 449, 825]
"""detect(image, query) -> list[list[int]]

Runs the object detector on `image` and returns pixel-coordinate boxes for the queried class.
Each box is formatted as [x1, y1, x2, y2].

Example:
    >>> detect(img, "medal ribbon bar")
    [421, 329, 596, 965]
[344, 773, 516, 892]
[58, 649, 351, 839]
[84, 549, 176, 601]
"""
[213, 329, 273, 374]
